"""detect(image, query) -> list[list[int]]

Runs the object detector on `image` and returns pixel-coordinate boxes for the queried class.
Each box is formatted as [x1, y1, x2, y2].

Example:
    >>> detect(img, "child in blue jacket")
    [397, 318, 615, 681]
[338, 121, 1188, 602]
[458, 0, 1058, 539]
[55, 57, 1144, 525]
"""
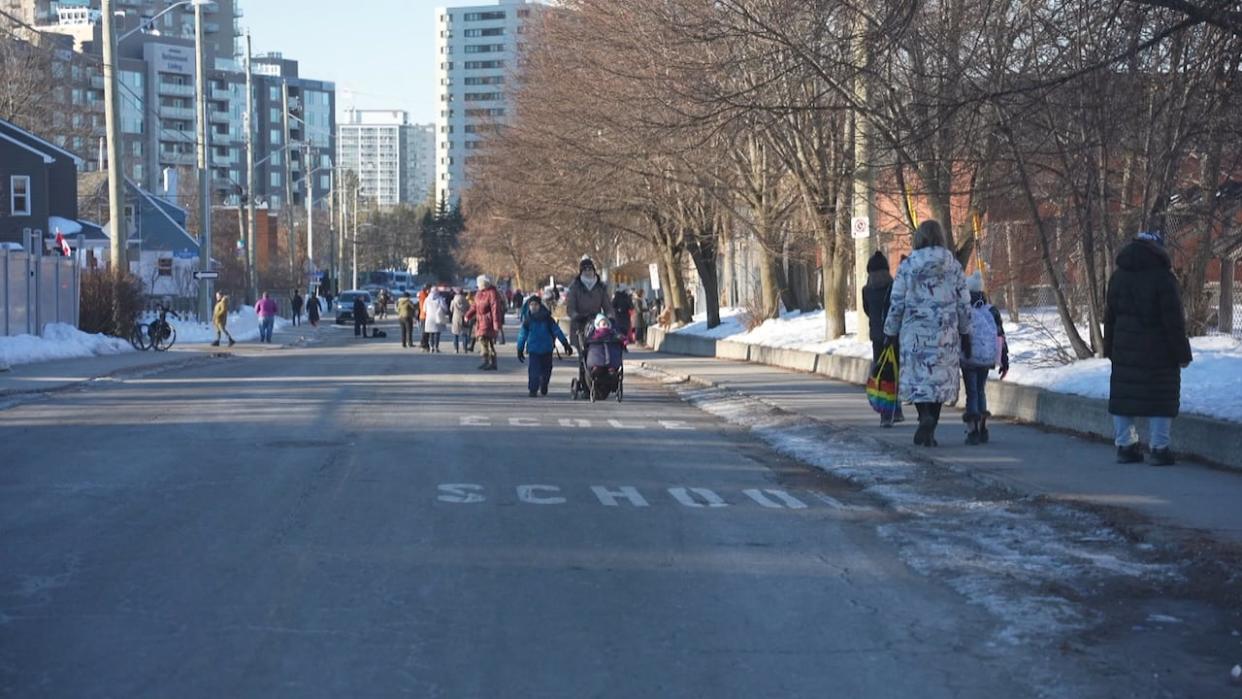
[517, 296, 572, 397]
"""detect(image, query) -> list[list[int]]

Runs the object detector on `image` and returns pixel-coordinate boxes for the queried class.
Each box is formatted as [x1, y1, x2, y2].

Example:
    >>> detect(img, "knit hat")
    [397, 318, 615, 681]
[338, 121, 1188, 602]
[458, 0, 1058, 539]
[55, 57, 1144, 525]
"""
[966, 270, 984, 293]
[594, 315, 610, 330]
[476, 274, 492, 289]
[1137, 230, 1166, 247]
[580, 256, 596, 272]
[866, 251, 888, 273]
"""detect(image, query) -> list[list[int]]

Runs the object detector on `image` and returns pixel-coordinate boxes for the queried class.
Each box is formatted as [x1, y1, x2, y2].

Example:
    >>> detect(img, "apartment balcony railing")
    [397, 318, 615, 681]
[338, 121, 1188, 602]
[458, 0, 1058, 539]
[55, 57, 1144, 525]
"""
[158, 82, 195, 97]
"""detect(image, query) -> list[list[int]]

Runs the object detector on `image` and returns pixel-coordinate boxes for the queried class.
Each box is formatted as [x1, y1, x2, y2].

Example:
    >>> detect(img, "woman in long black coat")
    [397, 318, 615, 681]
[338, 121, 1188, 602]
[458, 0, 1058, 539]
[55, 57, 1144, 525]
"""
[862, 251, 903, 426]
[1103, 231, 1193, 465]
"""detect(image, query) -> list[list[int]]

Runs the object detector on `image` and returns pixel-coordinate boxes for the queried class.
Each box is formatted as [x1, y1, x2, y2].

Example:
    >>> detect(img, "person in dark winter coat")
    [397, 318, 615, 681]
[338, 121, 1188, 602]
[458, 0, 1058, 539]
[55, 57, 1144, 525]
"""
[960, 271, 1010, 445]
[565, 256, 614, 348]
[306, 292, 321, 328]
[353, 295, 369, 338]
[612, 287, 634, 341]
[861, 251, 903, 426]
[517, 296, 572, 397]
[1104, 230, 1193, 466]
[291, 291, 304, 326]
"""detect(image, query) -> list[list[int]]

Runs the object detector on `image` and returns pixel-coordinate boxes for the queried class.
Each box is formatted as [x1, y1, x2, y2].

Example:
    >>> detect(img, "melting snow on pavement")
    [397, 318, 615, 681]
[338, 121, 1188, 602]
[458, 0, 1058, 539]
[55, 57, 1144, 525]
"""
[643, 368, 1180, 646]
[0, 323, 132, 367]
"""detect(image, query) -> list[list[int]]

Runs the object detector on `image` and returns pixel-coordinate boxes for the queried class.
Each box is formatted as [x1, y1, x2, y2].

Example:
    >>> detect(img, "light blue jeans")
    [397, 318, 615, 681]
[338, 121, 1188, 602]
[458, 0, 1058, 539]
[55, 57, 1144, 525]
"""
[259, 316, 275, 343]
[1113, 415, 1172, 450]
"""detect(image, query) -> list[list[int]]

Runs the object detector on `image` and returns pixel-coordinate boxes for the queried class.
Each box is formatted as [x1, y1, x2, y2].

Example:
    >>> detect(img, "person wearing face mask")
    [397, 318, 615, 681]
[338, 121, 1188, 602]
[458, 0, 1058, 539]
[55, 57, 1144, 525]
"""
[565, 256, 614, 351]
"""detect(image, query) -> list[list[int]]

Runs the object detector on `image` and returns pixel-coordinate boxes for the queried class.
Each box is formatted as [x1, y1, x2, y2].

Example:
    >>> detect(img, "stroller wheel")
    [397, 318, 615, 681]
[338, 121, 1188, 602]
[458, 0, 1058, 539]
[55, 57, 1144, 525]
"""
[570, 379, 579, 400]
[617, 382, 623, 402]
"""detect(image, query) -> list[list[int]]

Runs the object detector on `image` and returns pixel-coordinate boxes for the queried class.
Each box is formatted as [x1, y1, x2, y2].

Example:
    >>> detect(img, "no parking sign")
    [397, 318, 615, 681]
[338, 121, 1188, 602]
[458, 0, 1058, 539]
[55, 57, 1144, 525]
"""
[851, 217, 870, 239]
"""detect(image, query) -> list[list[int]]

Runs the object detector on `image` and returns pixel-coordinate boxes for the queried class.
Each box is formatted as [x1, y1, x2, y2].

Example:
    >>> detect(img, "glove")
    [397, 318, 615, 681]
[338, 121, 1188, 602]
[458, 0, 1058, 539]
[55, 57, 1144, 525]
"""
[999, 364, 1009, 380]
[561, 340, 573, 356]
[960, 334, 972, 360]
[517, 349, 525, 363]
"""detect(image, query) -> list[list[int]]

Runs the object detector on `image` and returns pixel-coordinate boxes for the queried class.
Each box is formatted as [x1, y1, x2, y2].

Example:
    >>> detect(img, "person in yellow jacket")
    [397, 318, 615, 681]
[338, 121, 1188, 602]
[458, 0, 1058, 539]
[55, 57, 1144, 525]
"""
[396, 291, 417, 348]
[211, 291, 235, 347]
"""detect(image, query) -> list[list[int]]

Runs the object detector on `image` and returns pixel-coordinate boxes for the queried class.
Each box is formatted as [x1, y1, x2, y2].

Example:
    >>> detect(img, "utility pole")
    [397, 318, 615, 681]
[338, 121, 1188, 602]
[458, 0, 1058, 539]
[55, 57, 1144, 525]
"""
[305, 143, 314, 268]
[851, 9, 874, 342]
[244, 31, 257, 303]
[194, 0, 213, 320]
[282, 81, 296, 279]
[100, 0, 127, 330]
[352, 184, 359, 290]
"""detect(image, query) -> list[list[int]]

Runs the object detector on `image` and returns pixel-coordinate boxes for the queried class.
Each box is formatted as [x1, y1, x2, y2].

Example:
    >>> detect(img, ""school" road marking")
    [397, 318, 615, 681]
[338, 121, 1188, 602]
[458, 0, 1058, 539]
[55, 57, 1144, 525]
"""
[458, 416, 696, 431]
[435, 483, 851, 511]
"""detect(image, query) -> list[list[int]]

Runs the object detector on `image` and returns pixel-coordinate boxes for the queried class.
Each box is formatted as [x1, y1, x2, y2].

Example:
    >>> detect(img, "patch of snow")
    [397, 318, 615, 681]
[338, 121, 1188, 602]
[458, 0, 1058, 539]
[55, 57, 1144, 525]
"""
[659, 375, 1178, 645]
[1145, 614, 1182, 624]
[142, 306, 290, 344]
[676, 308, 873, 359]
[0, 323, 133, 367]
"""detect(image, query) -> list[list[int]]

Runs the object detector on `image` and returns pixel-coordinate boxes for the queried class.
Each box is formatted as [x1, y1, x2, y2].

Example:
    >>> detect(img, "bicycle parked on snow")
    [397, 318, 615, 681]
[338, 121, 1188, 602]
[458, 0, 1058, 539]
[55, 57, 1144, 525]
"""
[129, 305, 179, 352]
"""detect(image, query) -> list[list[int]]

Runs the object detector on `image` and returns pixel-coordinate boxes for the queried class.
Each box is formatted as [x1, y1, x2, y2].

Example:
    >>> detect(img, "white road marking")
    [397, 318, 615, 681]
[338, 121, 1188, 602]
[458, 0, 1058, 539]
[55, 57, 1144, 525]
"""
[509, 417, 540, 427]
[590, 485, 650, 507]
[558, 418, 592, 428]
[437, 483, 486, 504]
[460, 416, 491, 427]
[607, 419, 645, 430]
[658, 420, 695, 431]
[743, 489, 808, 509]
[668, 487, 728, 508]
[517, 484, 567, 505]
[456, 416, 696, 431]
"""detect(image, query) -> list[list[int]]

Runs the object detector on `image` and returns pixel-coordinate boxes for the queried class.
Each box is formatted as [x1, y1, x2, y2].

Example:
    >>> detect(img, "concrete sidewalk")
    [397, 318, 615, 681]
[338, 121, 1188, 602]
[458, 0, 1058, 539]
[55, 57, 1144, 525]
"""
[637, 348, 1242, 545]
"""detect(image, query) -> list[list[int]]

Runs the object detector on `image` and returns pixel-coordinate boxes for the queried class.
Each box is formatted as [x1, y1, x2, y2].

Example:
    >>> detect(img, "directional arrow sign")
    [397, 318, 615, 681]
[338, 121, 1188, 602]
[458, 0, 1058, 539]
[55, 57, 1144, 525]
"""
[193, 271, 219, 280]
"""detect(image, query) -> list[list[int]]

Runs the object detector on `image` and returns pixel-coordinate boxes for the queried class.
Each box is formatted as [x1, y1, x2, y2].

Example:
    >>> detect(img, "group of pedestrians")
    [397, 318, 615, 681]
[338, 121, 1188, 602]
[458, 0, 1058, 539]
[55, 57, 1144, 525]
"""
[393, 283, 488, 356]
[865, 219, 1192, 465]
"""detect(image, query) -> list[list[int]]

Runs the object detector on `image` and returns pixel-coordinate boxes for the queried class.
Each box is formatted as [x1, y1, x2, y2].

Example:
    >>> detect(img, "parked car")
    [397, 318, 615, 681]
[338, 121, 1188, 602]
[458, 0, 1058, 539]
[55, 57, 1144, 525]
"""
[334, 290, 375, 324]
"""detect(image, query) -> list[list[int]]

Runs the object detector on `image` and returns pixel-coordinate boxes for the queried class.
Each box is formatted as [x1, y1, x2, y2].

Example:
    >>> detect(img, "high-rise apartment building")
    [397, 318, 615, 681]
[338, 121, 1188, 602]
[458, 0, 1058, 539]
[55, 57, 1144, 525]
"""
[434, 0, 542, 206]
[250, 54, 336, 212]
[337, 109, 430, 209]
[6, 0, 242, 59]
[411, 123, 435, 205]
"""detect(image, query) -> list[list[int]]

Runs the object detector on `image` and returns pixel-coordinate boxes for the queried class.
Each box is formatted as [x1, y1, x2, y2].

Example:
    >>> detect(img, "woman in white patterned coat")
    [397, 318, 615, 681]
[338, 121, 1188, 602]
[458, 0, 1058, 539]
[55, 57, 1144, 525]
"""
[883, 220, 973, 446]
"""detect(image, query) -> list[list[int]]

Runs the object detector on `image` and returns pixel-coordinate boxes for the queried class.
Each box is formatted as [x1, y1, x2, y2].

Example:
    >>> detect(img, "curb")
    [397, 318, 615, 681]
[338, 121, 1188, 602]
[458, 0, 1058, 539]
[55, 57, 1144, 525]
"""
[0, 352, 224, 404]
[643, 327, 1242, 472]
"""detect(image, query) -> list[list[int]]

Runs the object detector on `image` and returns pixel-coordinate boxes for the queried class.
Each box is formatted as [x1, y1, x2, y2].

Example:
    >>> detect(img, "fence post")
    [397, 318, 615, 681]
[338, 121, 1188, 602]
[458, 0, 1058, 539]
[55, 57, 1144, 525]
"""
[24, 229, 35, 336]
[75, 234, 84, 329]
[2, 248, 8, 337]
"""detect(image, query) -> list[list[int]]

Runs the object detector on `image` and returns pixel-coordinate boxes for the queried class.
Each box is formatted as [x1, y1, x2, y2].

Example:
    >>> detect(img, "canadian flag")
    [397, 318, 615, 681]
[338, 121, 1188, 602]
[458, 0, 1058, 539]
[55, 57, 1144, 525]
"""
[55, 231, 71, 257]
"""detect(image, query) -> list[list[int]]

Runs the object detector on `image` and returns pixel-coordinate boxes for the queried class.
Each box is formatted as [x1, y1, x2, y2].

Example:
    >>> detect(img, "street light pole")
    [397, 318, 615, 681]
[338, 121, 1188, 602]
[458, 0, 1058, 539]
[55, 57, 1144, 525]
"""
[100, 0, 127, 329]
[194, 0, 212, 320]
[244, 31, 258, 303]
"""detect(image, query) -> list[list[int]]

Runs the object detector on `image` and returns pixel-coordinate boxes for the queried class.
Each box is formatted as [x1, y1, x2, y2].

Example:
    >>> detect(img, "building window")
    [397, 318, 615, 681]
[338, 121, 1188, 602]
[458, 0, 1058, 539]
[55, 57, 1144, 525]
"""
[464, 11, 505, 21]
[9, 176, 31, 216]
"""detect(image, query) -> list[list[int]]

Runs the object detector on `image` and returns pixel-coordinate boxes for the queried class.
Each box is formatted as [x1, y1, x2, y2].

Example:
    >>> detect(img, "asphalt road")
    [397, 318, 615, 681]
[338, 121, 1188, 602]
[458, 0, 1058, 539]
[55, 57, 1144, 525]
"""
[0, 319, 1168, 697]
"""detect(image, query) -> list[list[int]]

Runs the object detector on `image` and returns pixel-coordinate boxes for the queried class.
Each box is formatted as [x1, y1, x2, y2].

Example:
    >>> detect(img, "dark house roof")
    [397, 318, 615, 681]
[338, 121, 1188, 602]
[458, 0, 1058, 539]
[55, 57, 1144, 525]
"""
[99, 179, 201, 256]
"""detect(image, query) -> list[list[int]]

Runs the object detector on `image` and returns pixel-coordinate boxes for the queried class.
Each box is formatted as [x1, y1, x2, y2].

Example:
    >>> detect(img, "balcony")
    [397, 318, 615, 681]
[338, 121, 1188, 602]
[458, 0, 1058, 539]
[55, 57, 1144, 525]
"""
[210, 87, 232, 100]
[159, 151, 196, 166]
[160, 106, 196, 120]
[209, 110, 231, 124]
[158, 82, 195, 97]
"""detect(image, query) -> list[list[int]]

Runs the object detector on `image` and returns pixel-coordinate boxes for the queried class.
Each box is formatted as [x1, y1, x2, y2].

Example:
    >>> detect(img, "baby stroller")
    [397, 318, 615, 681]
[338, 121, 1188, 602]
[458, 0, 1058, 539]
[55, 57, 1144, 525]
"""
[570, 320, 625, 402]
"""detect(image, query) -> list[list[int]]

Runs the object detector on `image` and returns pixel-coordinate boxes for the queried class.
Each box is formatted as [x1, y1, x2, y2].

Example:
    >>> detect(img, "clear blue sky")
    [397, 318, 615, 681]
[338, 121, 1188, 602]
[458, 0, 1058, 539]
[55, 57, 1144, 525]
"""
[242, 0, 481, 125]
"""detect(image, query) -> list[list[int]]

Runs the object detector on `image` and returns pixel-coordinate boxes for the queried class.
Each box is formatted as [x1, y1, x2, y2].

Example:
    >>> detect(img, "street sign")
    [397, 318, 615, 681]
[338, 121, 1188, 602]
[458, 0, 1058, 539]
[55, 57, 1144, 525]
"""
[851, 217, 870, 240]
[193, 271, 219, 280]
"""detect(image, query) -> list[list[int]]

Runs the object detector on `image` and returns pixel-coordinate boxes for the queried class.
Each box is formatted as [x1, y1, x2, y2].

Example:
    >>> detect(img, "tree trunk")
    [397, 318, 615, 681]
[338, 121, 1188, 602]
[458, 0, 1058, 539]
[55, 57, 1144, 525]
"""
[758, 245, 783, 319]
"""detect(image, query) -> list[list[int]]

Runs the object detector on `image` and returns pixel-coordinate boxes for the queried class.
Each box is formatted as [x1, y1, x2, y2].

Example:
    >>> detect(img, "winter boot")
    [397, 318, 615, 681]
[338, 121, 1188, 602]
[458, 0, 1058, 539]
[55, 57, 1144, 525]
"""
[228, 338, 235, 347]
[478, 359, 490, 370]
[913, 404, 935, 446]
[979, 412, 990, 444]
[1149, 447, 1176, 466]
[1116, 443, 1144, 464]
[210, 340, 220, 347]
[964, 415, 981, 445]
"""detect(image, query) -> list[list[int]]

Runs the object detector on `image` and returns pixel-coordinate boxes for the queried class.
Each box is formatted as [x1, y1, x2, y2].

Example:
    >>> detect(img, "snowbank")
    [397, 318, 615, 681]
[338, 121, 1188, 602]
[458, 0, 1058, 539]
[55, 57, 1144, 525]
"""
[0, 323, 132, 367]
[675, 308, 873, 359]
[142, 305, 290, 344]
[674, 306, 1242, 423]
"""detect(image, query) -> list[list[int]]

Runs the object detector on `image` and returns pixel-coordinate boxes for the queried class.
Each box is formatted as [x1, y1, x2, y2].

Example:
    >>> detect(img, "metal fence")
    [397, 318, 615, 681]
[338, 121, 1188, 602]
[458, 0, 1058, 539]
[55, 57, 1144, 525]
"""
[1, 239, 81, 338]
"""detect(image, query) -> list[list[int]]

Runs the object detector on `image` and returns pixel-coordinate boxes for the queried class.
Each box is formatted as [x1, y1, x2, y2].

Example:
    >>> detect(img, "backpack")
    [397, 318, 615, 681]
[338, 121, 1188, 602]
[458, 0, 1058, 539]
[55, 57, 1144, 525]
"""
[965, 302, 999, 368]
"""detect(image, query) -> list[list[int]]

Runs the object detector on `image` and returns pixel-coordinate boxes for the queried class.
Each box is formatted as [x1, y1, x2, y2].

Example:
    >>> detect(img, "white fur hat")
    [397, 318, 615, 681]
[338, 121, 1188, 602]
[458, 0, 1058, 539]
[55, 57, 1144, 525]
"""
[476, 274, 492, 289]
[967, 271, 984, 293]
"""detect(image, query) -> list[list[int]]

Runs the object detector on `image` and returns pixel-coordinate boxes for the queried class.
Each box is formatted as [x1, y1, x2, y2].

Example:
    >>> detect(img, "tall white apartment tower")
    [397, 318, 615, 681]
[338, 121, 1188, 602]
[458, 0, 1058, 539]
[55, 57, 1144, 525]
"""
[337, 108, 421, 209]
[434, 0, 541, 206]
